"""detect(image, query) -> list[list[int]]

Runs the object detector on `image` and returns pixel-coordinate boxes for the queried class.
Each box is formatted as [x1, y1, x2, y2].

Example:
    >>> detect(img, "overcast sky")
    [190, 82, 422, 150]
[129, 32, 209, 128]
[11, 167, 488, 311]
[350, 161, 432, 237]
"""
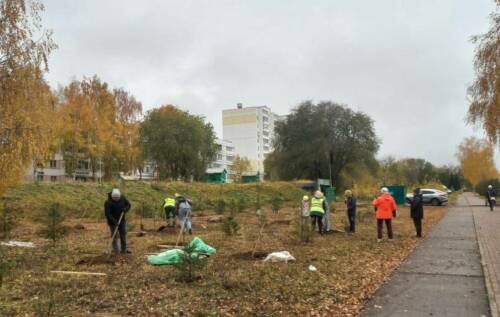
[42, 0, 497, 167]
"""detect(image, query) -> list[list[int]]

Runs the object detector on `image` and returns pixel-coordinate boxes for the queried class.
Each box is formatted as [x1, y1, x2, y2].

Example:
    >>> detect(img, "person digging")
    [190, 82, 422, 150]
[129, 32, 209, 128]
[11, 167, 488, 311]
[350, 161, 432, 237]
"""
[104, 188, 131, 255]
[163, 196, 177, 227]
[175, 193, 193, 235]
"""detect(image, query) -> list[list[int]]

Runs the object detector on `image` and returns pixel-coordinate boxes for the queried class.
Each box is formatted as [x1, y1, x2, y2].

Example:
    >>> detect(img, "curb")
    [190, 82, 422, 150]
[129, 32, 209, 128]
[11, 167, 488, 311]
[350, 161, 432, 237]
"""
[469, 194, 499, 317]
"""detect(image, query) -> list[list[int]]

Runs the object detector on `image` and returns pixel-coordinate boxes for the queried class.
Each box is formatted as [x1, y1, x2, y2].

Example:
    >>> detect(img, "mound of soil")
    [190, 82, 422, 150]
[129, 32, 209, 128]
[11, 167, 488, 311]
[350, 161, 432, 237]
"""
[76, 254, 116, 266]
[269, 219, 291, 225]
[232, 251, 268, 260]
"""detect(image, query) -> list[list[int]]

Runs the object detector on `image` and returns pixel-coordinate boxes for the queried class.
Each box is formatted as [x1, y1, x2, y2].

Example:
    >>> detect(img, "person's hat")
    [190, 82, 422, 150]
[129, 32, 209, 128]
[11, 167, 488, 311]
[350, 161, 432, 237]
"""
[344, 190, 353, 197]
[314, 190, 323, 198]
[303, 195, 309, 201]
[489, 185, 493, 189]
[111, 188, 121, 198]
[381, 187, 389, 194]
[175, 193, 180, 198]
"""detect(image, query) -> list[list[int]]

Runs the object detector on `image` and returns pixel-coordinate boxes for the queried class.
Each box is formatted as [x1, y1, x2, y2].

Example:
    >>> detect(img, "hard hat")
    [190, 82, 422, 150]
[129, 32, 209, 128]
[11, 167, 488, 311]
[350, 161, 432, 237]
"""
[344, 190, 353, 197]
[175, 193, 180, 198]
[303, 195, 309, 201]
[111, 188, 121, 198]
[314, 190, 323, 198]
[489, 185, 493, 189]
[381, 187, 389, 194]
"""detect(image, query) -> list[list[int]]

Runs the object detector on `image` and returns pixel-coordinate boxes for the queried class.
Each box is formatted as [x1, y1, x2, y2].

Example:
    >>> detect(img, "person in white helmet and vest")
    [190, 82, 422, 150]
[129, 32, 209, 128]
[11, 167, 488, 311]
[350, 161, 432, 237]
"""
[310, 190, 329, 235]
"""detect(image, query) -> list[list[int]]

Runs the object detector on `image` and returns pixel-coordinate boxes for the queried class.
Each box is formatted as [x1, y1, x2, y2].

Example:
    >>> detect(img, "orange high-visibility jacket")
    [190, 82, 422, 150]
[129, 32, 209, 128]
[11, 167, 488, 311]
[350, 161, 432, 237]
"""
[372, 193, 397, 220]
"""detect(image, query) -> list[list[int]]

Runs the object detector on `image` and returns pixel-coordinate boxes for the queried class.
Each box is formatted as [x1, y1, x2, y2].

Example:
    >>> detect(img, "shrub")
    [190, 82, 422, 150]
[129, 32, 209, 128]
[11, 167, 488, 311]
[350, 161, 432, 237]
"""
[215, 198, 226, 214]
[38, 203, 67, 246]
[174, 243, 207, 283]
[0, 247, 15, 288]
[271, 195, 283, 214]
[32, 277, 58, 317]
[222, 202, 240, 236]
[222, 216, 240, 236]
[236, 195, 246, 213]
[0, 202, 16, 239]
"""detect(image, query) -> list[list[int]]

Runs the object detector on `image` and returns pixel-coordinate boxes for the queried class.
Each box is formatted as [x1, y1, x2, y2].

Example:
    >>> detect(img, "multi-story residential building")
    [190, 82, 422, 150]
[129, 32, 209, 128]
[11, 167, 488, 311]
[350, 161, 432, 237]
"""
[222, 103, 281, 176]
[209, 138, 235, 172]
[26, 152, 104, 182]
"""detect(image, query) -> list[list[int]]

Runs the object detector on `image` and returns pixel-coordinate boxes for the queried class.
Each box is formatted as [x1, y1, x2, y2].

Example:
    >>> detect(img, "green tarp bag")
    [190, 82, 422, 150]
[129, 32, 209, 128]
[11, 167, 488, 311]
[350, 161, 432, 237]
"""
[147, 249, 185, 266]
[147, 237, 216, 266]
[188, 237, 216, 255]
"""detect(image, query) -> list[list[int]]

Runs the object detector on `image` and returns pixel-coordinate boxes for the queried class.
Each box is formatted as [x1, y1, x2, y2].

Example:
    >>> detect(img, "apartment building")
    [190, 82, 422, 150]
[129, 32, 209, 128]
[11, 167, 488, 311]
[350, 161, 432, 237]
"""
[26, 152, 103, 182]
[222, 103, 280, 176]
[208, 139, 235, 172]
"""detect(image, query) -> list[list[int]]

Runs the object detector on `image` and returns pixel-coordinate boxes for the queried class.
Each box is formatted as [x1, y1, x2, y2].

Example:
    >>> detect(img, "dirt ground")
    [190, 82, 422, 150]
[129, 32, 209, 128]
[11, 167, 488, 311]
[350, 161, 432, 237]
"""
[0, 203, 448, 316]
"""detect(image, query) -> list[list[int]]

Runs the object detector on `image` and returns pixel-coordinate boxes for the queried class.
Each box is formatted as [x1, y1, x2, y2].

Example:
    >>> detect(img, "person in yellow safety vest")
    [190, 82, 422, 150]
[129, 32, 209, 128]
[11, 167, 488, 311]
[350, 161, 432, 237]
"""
[163, 196, 177, 227]
[310, 190, 328, 235]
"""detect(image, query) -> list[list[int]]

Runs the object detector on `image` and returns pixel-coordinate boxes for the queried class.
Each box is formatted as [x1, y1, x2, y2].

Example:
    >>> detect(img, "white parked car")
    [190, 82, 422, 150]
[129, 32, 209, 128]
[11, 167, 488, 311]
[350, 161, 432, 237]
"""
[406, 189, 449, 206]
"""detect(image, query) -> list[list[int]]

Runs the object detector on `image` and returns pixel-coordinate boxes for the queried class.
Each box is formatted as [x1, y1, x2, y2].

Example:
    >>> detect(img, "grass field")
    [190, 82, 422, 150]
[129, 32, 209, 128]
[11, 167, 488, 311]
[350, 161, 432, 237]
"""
[0, 183, 450, 316]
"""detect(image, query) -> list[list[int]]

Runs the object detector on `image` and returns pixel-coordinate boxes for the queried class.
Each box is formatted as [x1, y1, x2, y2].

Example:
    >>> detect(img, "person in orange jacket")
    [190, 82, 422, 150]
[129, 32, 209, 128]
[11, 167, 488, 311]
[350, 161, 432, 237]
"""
[373, 187, 398, 242]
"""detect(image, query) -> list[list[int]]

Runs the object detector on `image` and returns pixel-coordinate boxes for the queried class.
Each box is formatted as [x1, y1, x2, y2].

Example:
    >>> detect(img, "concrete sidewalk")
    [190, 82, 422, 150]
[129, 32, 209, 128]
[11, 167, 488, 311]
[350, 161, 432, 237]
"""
[468, 193, 500, 317]
[360, 194, 490, 317]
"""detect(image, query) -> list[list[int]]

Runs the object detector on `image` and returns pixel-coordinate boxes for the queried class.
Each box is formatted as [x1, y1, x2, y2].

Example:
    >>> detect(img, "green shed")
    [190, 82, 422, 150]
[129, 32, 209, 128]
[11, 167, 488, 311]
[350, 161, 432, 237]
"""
[317, 179, 336, 202]
[242, 172, 260, 183]
[385, 185, 406, 205]
[205, 168, 228, 184]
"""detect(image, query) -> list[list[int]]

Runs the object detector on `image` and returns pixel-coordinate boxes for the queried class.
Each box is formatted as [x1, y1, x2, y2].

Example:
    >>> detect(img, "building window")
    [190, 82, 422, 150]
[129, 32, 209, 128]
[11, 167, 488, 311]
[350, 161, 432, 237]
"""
[227, 155, 234, 162]
[226, 146, 234, 152]
[217, 154, 223, 160]
[49, 160, 57, 168]
[78, 160, 89, 170]
[50, 176, 57, 182]
[36, 172, 44, 182]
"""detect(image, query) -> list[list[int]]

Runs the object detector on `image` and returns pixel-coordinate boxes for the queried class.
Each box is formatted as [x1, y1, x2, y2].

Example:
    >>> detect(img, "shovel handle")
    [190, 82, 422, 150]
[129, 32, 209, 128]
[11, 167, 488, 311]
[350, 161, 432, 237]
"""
[110, 212, 125, 246]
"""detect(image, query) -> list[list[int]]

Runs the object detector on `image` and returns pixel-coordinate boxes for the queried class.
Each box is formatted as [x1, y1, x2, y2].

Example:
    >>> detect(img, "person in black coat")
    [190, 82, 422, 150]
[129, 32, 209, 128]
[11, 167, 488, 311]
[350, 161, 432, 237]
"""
[344, 190, 357, 233]
[104, 188, 131, 255]
[486, 185, 496, 211]
[410, 188, 424, 238]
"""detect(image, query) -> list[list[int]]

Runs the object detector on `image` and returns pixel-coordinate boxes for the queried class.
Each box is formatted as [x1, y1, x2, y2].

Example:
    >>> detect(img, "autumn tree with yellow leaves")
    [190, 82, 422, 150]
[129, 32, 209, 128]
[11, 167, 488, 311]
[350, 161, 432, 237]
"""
[0, 0, 57, 195]
[57, 77, 143, 180]
[457, 137, 499, 187]
[468, 3, 500, 144]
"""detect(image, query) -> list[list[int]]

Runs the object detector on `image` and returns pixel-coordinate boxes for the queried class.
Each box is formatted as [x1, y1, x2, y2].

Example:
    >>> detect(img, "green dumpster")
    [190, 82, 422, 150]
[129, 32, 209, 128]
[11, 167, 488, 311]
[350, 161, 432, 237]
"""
[317, 179, 336, 202]
[385, 185, 406, 205]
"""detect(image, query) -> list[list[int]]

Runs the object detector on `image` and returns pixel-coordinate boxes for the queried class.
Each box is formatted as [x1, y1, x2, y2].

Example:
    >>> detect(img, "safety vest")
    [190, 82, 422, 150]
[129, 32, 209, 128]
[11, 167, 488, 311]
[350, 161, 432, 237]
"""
[163, 197, 176, 208]
[310, 197, 325, 214]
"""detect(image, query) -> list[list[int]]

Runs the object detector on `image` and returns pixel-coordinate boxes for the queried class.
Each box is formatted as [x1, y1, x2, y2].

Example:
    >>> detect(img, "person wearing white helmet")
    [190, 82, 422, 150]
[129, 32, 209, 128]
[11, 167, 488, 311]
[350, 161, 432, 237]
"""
[104, 188, 131, 255]
[486, 185, 496, 211]
[300, 195, 311, 227]
[372, 187, 397, 242]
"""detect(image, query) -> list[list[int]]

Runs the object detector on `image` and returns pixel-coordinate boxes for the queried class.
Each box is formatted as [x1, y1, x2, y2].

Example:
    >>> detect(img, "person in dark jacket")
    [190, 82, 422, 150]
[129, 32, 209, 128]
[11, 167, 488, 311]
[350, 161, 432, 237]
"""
[410, 188, 424, 238]
[344, 190, 357, 233]
[104, 188, 131, 255]
[487, 185, 496, 211]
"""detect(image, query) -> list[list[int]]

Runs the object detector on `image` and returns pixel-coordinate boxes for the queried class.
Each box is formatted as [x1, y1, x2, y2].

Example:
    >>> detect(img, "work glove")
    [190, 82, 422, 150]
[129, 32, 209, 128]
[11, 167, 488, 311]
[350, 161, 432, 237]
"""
[392, 210, 397, 218]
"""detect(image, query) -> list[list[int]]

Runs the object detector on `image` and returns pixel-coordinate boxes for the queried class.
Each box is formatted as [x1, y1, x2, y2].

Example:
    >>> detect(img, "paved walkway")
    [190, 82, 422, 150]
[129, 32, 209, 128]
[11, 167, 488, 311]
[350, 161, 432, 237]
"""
[468, 193, 500, 317]
[360, 194, 490, 317]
